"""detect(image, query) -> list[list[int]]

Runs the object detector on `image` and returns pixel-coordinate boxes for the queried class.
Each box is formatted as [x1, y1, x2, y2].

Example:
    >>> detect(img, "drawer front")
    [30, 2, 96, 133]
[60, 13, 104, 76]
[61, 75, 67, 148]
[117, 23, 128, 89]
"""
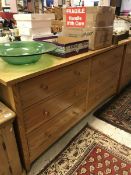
[121, 63, 131, 88]
[24, 82, 88, 133]
[89, 64, 121, 94]
[126, 43, 131, 56]
[88, 83, 117, 111]
[18, 59, 90, 109]
[27, 97, 86, 162]
[88, 60, 121, 111]
[121, 74, 131, 90]
[124, 43, 131, 67]
[120, 44, 131, 88]
[91, 46, 123, 75]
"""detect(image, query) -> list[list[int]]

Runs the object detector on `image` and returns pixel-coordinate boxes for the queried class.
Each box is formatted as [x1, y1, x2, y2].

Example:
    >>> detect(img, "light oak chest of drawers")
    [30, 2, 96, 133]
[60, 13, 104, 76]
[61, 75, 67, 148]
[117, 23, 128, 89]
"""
[0, 42, 130, 171]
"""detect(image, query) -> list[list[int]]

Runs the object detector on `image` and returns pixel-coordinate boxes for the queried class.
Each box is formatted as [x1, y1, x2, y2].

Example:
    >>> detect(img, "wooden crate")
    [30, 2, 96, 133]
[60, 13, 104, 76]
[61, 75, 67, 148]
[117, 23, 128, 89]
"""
[0, 102, 24, 175]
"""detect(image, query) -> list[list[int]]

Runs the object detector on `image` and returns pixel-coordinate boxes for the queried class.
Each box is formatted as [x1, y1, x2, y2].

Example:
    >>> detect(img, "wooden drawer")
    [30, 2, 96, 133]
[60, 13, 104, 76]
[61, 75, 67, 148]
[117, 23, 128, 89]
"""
[121, 73, 131, 89]
[18, 59, 90, 109]
[88, 49, 122, 111]
[91, 46, 123, 75]
[26, 97, 86, 162]
[126, 43, 131, 55]
[119, 43, 131, 90]
[89, 64, 121, 94]
[88, 83, 117, 111]
[23, 82, 88, 133]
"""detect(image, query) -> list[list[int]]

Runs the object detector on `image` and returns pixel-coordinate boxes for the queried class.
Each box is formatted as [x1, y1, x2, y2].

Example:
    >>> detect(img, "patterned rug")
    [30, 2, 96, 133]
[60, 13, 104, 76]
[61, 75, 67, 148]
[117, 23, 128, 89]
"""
[37, 126, 131, 175]
[94, 85, 131, 134]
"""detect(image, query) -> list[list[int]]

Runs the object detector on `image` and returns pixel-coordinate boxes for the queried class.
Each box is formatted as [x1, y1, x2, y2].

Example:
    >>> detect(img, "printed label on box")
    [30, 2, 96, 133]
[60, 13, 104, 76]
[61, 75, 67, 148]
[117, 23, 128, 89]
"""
[66, 7, 86, 28]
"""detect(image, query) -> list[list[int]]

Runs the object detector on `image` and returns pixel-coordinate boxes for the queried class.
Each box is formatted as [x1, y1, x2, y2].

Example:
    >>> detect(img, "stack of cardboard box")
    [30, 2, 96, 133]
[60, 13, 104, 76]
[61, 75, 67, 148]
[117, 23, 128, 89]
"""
[54, 7, 63, 20]
[51, 20, 63, 33]
[62, 6, 115, 50]
[51, 7, 63, 34]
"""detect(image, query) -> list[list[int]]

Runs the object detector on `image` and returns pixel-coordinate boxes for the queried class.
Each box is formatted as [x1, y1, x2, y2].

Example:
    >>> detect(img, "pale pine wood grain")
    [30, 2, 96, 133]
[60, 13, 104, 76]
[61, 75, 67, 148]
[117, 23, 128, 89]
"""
[118, 43, 131, 90]
[0, 41, 130, 172]
[0, 38, 130, 86]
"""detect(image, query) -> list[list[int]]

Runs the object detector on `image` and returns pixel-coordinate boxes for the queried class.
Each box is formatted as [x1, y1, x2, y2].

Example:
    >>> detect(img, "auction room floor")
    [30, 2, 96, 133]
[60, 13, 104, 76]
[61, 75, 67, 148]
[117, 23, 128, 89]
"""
[28, 108, 131, 175]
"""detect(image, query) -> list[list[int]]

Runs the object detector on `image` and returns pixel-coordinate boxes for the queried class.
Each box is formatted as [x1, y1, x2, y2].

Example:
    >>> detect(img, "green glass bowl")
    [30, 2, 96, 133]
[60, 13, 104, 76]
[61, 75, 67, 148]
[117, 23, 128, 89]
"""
[0, 41, 56, 65]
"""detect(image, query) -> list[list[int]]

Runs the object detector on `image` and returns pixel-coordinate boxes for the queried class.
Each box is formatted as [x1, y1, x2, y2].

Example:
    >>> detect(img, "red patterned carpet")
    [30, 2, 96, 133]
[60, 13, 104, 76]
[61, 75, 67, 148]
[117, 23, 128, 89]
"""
[38, 126, 131, 175]
[94, 85, 131, 134]
[73, 145, 130, 175]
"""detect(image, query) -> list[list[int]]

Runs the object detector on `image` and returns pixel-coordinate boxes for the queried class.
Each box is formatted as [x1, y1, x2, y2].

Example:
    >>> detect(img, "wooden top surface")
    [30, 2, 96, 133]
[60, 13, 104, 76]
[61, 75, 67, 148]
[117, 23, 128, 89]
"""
[0, 38, 131, 86]
[0, 102, 15, 126]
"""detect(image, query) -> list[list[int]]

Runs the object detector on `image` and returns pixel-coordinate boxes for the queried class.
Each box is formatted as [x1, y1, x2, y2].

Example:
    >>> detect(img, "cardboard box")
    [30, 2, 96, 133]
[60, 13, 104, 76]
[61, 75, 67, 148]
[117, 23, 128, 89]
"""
[99, 0, 110, 6]
[63, 6, 115, 27]
[51, 20, 63, 33]
[54, 7, 63, 20]
[63, 27, 113, 50]
[110, 0, 116, 6]
[62, 7, 115, 50]
[51, 19, 63, 25]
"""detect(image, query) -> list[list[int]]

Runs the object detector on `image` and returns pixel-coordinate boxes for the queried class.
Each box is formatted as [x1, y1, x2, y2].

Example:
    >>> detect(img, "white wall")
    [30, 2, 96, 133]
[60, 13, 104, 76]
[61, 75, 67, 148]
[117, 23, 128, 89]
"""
[121, 0, 131, 12]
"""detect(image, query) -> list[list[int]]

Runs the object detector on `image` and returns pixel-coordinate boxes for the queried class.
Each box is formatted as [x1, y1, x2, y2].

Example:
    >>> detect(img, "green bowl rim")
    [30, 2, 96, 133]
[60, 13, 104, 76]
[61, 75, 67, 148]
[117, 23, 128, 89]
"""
[0, 41, 57, 57]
